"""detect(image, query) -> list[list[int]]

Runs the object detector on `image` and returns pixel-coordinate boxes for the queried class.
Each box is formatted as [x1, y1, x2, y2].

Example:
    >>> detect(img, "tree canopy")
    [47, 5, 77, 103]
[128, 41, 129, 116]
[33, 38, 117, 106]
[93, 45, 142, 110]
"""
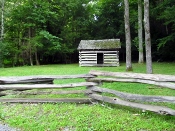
[0, 0, 175, 67]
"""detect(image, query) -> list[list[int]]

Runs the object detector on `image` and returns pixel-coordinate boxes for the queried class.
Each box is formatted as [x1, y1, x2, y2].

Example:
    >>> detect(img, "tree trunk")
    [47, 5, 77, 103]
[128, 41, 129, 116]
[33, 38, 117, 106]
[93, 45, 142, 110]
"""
[35, 48, 40, 65]
[0, 0, 4, 40]
[124, 0, 133, 71]
[144, 0, 152, 74]
[29, 27, 33, 66]
[0, 0, 4, 67]
[138, 0, 144, 63]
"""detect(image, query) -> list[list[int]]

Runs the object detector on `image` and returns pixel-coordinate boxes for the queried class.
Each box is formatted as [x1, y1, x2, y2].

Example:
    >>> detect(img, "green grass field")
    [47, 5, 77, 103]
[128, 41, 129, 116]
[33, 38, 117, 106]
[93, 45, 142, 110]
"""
[0, 62, 175, 131]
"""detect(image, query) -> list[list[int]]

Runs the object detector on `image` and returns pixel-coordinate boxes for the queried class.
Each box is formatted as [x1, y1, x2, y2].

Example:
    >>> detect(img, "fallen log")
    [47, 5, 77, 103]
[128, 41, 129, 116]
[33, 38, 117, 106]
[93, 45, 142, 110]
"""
[90, 86, 175, 104]
[89, 70, 175, 82]
[87, 78, 175, 90]
[0, 82, 97, 91]
[89, 94, 175, 116]
[0, 98, 94, 104]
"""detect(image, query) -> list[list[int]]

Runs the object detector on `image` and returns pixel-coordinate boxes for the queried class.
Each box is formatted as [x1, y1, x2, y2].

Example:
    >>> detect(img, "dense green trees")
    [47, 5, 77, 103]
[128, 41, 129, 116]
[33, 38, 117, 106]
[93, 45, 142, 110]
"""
[153, 0, 175, 61]
[0, 0, 174, 67]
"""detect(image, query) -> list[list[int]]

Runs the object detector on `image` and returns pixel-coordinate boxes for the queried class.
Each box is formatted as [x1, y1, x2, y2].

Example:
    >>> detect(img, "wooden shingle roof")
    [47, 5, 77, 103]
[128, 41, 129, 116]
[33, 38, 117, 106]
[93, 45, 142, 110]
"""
[77, 39, 121, 50]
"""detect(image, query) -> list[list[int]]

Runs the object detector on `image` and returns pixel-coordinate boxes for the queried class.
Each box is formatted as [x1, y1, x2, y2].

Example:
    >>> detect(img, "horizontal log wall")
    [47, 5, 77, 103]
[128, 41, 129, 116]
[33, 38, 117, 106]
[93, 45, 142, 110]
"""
[79, 51, 119, 66]
[79, 51, 97, 66]
[103, 51, 119, 66]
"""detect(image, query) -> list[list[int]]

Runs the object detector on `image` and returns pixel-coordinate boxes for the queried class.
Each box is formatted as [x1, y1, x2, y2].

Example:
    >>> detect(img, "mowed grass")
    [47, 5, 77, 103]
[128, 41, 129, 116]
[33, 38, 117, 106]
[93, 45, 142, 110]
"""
[0, 62, 175, 131]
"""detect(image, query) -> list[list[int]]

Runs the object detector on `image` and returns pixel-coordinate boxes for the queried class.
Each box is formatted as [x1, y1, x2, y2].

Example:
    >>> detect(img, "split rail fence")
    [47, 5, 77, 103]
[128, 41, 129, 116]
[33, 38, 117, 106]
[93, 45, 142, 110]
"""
[0, 70, 175, 116]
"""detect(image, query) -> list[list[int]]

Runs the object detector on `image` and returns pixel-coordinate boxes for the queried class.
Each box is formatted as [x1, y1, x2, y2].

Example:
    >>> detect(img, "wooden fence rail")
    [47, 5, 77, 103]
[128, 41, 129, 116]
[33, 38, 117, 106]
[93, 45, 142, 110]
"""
[0, 74, 96, 104]
[0, 70, 175, 116]
[0, 74, 94, 84]
[87, 70, 175, 115]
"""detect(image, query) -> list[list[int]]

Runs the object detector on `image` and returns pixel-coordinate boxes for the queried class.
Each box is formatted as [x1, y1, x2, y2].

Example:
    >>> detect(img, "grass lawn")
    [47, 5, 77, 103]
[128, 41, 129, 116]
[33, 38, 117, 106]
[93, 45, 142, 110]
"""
[0, 62, 175, 131]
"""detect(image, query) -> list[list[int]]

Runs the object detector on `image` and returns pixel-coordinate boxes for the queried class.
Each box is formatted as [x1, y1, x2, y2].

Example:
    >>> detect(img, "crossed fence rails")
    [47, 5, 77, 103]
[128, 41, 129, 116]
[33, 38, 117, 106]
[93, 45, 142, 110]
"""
[0, 70, 175, 116]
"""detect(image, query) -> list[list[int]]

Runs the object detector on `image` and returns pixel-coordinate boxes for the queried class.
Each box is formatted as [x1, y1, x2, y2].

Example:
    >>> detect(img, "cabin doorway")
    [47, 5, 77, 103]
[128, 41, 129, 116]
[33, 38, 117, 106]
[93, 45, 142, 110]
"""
[97, 53, 103, 64]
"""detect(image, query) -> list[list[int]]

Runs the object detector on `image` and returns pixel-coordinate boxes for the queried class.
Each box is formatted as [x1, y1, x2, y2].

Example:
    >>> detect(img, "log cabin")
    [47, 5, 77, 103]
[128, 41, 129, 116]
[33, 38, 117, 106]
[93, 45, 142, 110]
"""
[77, 39, 121, 66]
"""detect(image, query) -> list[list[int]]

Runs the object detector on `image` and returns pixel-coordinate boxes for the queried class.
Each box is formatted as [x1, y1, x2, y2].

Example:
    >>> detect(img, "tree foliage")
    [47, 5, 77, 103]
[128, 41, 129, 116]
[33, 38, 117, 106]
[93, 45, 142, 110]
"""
[0, 0, 175, 67]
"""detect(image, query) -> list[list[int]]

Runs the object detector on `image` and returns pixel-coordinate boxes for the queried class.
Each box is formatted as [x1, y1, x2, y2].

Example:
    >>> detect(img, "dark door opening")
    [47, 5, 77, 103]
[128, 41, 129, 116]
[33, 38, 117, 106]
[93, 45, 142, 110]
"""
[97, 53, 103, 64]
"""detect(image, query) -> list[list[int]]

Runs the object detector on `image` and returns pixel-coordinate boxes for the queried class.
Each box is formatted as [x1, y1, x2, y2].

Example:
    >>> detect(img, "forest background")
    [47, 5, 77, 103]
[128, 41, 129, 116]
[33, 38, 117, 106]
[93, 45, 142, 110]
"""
[0, 0, 174, 67]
